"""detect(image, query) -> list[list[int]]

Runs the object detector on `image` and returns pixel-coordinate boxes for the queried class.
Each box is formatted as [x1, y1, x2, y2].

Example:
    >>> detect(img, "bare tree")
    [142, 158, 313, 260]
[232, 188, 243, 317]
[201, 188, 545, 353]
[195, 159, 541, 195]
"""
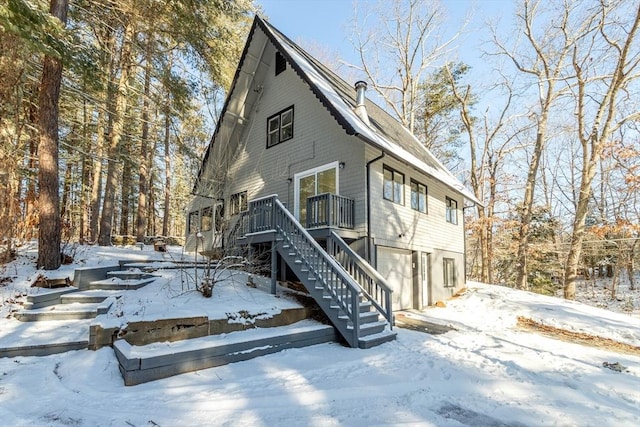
[563, 1, 640, 299]
[492, 0, 592, 290]
[349, 0, 462, 135]
[446, 65, 519, 284]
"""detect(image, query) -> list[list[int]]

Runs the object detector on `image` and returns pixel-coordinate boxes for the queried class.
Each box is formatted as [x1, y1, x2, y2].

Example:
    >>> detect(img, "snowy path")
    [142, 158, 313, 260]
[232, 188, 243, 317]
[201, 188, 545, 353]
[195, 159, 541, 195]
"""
[2, 247, 640, 426]
[1, 314, 639, 426]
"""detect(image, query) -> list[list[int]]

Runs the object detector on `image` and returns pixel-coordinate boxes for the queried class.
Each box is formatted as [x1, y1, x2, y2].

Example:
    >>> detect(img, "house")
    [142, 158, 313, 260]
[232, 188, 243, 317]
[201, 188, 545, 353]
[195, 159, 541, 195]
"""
[186, 16, 479, 348]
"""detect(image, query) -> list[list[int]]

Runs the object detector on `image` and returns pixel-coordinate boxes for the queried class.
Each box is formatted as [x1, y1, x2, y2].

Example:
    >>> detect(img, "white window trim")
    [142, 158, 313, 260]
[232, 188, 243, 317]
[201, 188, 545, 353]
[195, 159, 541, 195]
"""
[293, 161, 340, 220]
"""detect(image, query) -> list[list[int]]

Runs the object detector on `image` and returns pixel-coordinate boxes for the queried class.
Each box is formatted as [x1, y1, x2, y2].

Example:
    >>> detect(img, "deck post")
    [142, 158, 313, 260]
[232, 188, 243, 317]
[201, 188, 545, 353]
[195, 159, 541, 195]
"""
[271, 240, 277, 294]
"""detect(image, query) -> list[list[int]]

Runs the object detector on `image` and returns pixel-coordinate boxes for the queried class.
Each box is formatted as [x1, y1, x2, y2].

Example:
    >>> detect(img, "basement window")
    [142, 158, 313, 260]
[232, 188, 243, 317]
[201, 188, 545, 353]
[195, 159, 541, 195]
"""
[443, 258, 456, 287]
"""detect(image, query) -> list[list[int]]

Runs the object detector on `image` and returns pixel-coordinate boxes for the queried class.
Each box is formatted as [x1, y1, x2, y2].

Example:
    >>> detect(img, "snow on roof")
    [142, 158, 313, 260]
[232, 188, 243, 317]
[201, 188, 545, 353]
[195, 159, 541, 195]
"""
[258, 16, 482, 206]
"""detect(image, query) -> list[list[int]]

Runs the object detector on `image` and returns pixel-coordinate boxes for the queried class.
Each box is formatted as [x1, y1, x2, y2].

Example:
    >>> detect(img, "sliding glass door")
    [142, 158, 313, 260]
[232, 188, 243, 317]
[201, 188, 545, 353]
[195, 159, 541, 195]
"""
[294, 162, 338, 225]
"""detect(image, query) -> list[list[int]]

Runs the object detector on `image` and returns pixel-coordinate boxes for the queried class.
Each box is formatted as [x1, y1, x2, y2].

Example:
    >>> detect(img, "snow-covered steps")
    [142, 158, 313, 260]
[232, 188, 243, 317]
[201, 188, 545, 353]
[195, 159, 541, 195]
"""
[357, 329, 397, 349]
[59, 289, 122, 304]
[114, 321, 338, 386]
[23, 287, 79, 310]
[84, 277, 156, 291]
[14, 298, 114, 322]
[0, 320, 91, 358]
[106, 270, 157, 281]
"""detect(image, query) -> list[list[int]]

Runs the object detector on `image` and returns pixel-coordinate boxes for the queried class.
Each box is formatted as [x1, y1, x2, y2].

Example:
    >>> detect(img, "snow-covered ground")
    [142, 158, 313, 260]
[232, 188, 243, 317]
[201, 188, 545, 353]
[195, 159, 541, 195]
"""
[1, 243, 639, 426]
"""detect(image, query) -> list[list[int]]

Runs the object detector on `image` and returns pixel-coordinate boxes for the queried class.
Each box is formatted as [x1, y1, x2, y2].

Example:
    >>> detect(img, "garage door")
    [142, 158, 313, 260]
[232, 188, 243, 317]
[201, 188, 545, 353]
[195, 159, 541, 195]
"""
[376, 247, 413, 310]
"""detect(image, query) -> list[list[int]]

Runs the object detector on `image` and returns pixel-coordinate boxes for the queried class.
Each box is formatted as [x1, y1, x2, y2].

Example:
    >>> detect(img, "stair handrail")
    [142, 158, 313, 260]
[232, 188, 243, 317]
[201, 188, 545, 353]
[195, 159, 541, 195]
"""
[327, 231, 393, 327]
[249, 196, 361, 345]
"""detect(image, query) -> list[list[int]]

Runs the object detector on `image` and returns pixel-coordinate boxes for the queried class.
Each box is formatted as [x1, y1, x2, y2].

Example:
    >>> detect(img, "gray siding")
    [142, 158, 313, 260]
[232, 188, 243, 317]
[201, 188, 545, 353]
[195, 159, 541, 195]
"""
[193, 27, 468, 304]
[223, 39, 367, 231]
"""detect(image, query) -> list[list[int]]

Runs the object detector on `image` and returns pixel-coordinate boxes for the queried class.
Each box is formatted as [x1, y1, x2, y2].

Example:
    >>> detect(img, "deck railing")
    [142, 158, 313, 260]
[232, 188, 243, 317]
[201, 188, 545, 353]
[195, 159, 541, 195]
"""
[247, 195, 362, 346]
[306, 193, 354, 229]
[327, 231, 393, 327]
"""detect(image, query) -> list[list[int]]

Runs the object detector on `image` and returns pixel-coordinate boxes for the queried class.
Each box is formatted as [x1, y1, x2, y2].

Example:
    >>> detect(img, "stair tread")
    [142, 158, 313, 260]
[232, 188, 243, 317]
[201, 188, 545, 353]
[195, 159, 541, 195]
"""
[358, 330, 397, 347]
[18, 302, 102, 314]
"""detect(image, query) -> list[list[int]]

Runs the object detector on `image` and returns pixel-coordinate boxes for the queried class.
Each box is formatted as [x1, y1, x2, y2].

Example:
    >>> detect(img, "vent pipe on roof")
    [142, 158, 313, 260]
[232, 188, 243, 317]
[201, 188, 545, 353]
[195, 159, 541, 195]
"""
[354, 80, 370, 126]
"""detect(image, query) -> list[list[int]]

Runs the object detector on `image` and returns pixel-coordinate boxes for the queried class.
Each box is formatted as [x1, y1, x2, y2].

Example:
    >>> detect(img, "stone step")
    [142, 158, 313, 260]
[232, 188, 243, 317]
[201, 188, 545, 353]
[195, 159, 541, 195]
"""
[85, 277, 156, 291]
[14, 299, 113, 322]
[60, 290, 122, 304]
[0, 320, 91, 358]
[24, 287, 79, 310]
[114, 321, 338, 386]
[106, 270, 156, 280]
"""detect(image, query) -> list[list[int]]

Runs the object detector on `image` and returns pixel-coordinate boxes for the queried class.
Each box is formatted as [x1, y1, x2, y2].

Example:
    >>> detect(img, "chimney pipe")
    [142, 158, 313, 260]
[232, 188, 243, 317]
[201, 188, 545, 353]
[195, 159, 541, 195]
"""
[354, 80, 370, 125]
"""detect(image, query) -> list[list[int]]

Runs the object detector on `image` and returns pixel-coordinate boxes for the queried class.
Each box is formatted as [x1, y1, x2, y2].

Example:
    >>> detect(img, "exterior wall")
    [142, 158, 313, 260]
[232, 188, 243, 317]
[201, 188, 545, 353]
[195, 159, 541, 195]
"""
[194, 28, 468, 305]
[184, 196, 218, 252]
[365, 145, 467, 304]
[221, 39, 367, 233]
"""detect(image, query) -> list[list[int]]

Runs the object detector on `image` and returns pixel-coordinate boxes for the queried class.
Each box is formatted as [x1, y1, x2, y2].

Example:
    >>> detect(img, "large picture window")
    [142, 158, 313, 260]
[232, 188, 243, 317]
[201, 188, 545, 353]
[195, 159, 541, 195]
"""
[267, 106, 294, 148]
[410, 180, 427, 213]
[443, 258, 456, 287]
[383, 165, 404, 205]
[446, 197, 458, 225]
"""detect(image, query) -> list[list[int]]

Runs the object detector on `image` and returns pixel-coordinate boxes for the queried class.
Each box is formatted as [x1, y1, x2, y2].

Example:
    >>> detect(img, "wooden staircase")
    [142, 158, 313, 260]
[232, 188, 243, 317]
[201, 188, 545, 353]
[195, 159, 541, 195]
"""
[244, 196, 396, 348]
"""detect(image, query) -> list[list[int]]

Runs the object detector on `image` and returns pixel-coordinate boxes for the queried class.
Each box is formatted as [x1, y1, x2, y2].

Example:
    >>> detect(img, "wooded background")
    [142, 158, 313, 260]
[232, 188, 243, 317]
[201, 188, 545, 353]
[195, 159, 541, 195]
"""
[1, 0, 639, 300]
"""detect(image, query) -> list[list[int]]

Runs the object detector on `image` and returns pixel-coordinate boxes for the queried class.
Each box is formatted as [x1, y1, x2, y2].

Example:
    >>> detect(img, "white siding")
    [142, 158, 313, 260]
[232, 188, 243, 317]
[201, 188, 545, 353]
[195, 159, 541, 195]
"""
[377, 247, 413, 310]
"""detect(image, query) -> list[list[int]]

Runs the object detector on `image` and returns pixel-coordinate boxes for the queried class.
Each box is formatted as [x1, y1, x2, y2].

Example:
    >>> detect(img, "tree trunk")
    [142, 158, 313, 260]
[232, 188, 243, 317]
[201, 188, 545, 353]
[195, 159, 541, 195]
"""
[514, 130, 547, 290]
[162, 110, 170, 236]
[136, 41, 152, 242]
[78, 96, 89, 242]
[88, 100, 106, 242]
[563, 161, 596, 299]
[628, 241, 637, 291]
[119, 147, 131, 236]
[60, 160, 72, 222]
[148, 169, 156, 236]
[23, 92, 38, 240]
[98, 21, 136, 246]
[37, 0, 68, 269]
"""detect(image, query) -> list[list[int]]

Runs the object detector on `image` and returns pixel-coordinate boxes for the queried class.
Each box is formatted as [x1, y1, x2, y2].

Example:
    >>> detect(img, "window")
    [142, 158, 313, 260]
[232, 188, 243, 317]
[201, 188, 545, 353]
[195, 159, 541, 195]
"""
[201, 207, 213, 231]
[188, 211, 199, 234]
[230, 191, 247, 216]
[275, 51, 287, 75]
[410, 180, 427, 213]
[446, 197, 458, 225]
[383, 165, 404, 204]
[215, 203, 224, 231]
[443, 258, 456, 287]
[267, 106, 294, 148]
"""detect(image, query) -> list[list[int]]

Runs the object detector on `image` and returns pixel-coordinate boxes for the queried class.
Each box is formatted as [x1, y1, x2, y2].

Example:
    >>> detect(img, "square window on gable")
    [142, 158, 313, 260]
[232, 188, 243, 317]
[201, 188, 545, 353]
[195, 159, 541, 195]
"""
[275, 51, 286, 75]
[267, 106, 294, 148]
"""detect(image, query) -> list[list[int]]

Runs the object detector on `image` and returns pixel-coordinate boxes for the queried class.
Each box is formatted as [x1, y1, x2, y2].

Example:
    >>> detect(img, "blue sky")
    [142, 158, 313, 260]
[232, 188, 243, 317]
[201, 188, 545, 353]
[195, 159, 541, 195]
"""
[256, 0, 515, 72]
